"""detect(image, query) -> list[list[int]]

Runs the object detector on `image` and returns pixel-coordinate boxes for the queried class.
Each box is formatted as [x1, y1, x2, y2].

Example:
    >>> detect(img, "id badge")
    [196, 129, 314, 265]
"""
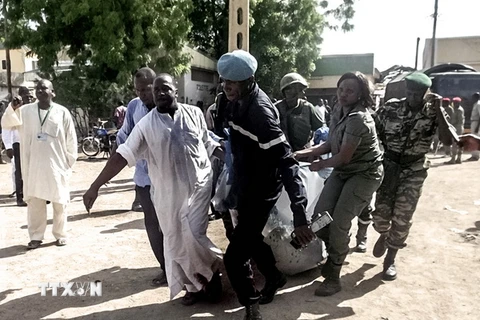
[37, 132, 48, 141]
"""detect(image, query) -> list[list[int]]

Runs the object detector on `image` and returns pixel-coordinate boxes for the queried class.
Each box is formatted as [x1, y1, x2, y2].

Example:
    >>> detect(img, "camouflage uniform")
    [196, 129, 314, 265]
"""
[373, 98, 438, 250]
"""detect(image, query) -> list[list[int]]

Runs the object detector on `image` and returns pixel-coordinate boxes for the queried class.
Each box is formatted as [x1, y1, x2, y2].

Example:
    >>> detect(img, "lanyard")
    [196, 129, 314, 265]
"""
[38, 105, 52, 130]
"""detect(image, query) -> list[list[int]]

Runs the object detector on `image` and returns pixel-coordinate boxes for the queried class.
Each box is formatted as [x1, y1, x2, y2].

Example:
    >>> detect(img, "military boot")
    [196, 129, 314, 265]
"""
[244, 302, 262, 320]
[315, 262, 342, 296]
[382, 248, 398, 281]
[355, 222, 369, 253]
[373, 233, 387, 258]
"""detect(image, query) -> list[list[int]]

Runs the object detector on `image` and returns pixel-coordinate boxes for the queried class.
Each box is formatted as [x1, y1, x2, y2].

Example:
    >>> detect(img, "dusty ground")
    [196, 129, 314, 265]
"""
[0, 154, 479, 320]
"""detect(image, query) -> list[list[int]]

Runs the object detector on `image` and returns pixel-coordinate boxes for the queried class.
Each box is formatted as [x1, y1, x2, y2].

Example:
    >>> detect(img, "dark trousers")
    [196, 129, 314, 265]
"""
[13, 143, 23, 202]
[224, 198, 280, 306]
[136, 185, 165, 271]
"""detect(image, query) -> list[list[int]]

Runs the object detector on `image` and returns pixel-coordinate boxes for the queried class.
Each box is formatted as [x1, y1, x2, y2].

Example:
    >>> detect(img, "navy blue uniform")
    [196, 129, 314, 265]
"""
[224, 84, 308, 306]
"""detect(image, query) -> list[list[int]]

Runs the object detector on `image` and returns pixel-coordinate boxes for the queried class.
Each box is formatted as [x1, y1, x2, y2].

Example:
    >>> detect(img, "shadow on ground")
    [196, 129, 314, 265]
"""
[18, 209, 133, 231]
[100, 218, 145, 234]
[465, 221, 480, 233]
[1, 263, 385, 320]
[0, 266, 161, 319]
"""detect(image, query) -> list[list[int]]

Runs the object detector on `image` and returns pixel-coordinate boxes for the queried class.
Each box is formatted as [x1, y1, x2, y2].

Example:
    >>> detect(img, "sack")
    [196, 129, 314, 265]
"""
[262, 163, 328, 275]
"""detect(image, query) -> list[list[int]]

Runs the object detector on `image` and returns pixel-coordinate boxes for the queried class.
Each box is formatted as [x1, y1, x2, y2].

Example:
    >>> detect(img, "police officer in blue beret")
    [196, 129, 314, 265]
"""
[218, 50, 315, 320]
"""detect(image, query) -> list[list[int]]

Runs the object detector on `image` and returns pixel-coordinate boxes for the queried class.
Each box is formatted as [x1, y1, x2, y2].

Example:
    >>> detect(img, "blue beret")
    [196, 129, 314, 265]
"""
[217, 50, 258, 81]
[405, 72, 432, 91]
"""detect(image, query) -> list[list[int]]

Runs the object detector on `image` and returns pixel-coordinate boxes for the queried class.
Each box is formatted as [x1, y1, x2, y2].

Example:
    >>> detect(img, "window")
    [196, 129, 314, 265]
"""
[2, 60, 6, 70]
[32, 61, 38, 70]
[191, 69, 214, 83]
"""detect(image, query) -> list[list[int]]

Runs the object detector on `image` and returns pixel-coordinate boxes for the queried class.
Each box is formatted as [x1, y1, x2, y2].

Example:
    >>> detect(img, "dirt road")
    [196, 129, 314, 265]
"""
[0, 154, 479, 320]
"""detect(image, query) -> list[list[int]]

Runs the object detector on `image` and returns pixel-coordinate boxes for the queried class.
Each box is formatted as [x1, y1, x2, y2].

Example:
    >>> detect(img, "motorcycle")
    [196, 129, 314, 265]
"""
[81, 121, 118, 157]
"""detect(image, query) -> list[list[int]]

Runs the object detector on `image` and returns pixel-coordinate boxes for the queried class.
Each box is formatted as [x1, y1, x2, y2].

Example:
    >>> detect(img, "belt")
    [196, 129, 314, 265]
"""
[384, 151, 425, 165]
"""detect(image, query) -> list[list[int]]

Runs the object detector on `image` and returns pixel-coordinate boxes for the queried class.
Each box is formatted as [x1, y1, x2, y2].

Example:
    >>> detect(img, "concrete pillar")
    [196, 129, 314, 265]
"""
[228, 0, 249, 52]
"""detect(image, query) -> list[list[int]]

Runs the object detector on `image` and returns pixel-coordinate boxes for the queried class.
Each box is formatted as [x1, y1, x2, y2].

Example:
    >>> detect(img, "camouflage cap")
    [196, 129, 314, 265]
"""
[405, 72, 432, 91]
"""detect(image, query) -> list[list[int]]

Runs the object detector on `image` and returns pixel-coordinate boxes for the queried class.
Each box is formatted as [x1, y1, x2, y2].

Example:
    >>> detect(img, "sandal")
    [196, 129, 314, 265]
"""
[56, 238, 67, 246]
[27, 240, 42, 250]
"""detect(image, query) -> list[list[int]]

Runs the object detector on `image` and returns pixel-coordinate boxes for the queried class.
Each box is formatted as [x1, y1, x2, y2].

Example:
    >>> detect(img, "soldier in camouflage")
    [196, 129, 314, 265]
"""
[372, 72, 451, 281]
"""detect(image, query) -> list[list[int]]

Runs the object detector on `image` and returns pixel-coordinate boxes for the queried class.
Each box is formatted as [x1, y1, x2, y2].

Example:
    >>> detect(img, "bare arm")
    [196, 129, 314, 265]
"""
[83, 153, 127, 212]
[309, 140, 357, 171]
[294, 141, 331, 160]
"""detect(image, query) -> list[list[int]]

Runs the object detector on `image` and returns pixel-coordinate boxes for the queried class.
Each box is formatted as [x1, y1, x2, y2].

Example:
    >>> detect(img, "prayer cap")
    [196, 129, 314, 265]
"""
[218, 50, 258, 81]
[453, 97, 462, 102]
[405, 72, 432, 91]
[442, 97, 451, 102]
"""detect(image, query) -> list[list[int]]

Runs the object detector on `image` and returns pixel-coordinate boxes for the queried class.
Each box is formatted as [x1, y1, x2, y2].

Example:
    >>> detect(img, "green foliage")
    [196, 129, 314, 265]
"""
[250, 0, 324, 97]
[189, 0, 355, 98]
[3, 0, 193, 120]
[320, 0, 355, 32]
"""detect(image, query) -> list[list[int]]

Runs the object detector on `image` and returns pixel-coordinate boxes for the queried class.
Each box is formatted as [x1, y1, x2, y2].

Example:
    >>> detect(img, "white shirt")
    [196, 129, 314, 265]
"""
[1, 102, 78, 204]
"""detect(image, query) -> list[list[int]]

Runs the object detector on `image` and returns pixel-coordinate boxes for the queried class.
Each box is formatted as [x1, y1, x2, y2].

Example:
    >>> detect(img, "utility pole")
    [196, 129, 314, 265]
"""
[415, 37, 420, 70]
[430, 0, 439, 67]
[3, 0, 12, 99]
[228, 0, 249, 52]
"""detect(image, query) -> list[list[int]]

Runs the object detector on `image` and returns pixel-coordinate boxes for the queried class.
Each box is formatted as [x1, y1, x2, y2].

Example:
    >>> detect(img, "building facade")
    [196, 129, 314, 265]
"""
[423, 36, 480, 71]
[306, 53, 375, 106]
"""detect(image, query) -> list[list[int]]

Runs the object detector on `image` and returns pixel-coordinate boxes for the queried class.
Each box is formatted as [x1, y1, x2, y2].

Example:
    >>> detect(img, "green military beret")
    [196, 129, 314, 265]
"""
[405, 72, 432, 91]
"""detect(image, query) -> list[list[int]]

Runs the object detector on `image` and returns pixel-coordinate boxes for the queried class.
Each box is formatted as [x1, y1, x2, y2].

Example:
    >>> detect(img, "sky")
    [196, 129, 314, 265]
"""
[320, 0, 480, 71]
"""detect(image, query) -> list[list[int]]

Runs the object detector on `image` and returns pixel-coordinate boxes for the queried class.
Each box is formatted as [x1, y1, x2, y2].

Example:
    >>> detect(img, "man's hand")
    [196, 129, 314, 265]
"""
[6, 149, 13, 159]
[458, 134, 480, 152]
[309, 159, 325, 171]
[293, 225, 316, 246]
[83, 187, 99, 214]
[12, 96, 23, 110]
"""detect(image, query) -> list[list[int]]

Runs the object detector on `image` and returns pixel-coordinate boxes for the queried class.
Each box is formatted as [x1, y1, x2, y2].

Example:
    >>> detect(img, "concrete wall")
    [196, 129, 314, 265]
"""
[306, 54, 375, 105]
[423, 36, 480, 71]
[177, 68, 217, 110]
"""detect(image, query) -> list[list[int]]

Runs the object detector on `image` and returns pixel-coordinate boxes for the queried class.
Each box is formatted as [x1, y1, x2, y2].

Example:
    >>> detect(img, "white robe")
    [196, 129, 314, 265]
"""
[117, 104, 222, 299]
[1, 102, 78, 204]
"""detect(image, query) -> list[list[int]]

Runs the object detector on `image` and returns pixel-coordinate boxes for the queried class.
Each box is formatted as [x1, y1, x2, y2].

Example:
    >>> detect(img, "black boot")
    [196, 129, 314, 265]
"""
[382, 248, 398, 281]
[315, 262, 342, 296]
[259, 272, 287, 304]
[244, 302, 262, 320]
[373, 233, 387, 258]
[355, 223, 369, 253]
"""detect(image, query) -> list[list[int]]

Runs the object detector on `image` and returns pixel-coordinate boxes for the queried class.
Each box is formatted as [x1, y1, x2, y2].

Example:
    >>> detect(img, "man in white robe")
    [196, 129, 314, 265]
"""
[1, 80, 78, 249]
[83, 74, 223, 305]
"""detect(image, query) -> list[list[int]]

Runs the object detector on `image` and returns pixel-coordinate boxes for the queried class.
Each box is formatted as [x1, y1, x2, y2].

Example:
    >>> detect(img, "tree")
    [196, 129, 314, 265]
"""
[2, 0, 193, 121]
[189, 0, 356, 98]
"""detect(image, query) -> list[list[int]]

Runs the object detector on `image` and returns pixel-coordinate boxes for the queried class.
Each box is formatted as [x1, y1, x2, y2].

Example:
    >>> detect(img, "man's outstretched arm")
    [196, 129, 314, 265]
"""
[83, 153, 128, 212]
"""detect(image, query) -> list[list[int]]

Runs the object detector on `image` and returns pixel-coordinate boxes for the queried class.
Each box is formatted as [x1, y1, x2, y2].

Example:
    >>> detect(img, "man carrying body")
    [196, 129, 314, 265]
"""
[84, 74, 223, 306]
[1, 86, 34, 206]
[116, 68, 167, 286]
[467, 92, 480, 161]
[217, 50, 315, 320]
[275, 73, 324, 152]
[2, 80, 77, 249]
[372, 72, 451, 280]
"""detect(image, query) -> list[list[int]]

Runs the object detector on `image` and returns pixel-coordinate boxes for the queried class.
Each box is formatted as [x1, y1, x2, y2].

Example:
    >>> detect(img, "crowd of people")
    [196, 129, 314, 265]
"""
[2, 49, 480, 320]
